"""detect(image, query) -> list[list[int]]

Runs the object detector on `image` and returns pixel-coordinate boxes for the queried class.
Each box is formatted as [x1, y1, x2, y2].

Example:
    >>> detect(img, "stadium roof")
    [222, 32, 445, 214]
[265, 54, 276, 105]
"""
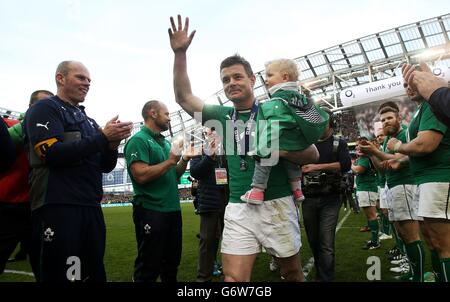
[159, 13, 450, 140]
[2, 14, 450, 143]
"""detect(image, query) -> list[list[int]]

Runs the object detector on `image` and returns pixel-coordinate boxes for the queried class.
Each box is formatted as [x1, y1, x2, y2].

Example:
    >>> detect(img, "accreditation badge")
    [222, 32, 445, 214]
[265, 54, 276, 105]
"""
[215, 168, 228, 185]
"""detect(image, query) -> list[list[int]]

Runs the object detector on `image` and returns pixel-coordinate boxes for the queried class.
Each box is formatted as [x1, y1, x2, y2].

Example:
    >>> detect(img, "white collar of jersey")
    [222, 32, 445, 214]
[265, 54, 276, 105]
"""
[268, 81, 298, 95]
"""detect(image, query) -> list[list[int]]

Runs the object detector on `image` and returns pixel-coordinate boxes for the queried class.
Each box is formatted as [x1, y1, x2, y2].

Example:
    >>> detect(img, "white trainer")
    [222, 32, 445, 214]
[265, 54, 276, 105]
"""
[379, 233, 393, 240]
[391, 256, 408, 266]
[390, 263, 410, 274]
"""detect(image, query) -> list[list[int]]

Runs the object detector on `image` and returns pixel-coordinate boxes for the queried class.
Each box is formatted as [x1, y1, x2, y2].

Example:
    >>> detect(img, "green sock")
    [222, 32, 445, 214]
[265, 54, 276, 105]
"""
[391, 225, 405, 254]
[440, 257, 450, 282]
[368, 219, 379, 244]
[405, 240, 425, 282]
[381, 213, 391, 235]
[431, 250, 443, 282]
[379, 212, 385, 234]
[376, 207, 381, 215]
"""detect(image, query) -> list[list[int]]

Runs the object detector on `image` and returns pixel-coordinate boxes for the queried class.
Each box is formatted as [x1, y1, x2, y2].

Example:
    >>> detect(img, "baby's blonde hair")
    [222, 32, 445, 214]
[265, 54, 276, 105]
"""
[265, 59, 299, 81]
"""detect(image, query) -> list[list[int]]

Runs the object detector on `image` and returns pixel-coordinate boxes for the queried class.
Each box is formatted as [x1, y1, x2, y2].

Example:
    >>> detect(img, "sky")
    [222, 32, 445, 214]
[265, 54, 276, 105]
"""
[1, 0, 448, 125]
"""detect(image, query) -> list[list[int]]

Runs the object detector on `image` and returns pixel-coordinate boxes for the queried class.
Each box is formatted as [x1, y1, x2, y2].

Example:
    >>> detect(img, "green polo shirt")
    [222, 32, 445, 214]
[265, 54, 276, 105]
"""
[124, 126, 180, 212]
[355, 157, 378, 192]
[202, 104, 291, 203]
[382, 126, 415, 188]
[408, 102, 450, 185]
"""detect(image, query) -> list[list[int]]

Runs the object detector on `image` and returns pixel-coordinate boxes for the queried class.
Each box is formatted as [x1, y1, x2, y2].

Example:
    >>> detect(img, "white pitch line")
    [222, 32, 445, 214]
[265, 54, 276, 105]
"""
[336, 210, 352, 232]
[3, 269, 34, 277]
[303, 210, 352, 279]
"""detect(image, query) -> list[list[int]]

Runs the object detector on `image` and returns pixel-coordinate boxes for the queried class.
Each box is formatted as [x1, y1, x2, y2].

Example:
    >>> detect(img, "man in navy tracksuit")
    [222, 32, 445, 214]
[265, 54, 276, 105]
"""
[25, 61, 132, 282]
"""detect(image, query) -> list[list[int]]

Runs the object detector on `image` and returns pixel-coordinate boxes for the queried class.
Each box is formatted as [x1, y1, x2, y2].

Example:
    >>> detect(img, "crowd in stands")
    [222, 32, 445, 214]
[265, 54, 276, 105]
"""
[337, 110, 359, 142]
[100, 193, 133, 204]
[354, 99, 417, 139]
[178, 187, 194, 201]
[100, 189, 194, 204]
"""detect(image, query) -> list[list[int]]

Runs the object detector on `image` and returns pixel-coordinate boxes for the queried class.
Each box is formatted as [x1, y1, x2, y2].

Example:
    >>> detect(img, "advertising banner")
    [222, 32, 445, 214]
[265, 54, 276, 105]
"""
[340, 64, 450, 108]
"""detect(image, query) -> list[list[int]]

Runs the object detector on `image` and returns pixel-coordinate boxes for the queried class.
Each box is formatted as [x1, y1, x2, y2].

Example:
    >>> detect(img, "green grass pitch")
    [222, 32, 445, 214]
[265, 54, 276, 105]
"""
[0, 203, 432, 282]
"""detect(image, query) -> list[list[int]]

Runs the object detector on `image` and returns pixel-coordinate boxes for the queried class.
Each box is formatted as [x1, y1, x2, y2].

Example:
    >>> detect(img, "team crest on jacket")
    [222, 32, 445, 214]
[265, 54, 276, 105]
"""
[144, 224, 151, 234]
[44, 228, 55, 242]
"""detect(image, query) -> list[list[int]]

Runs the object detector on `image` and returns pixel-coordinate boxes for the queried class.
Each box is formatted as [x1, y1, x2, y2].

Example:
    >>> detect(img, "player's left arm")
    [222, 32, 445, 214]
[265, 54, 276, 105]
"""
[395, 130, 443, 156]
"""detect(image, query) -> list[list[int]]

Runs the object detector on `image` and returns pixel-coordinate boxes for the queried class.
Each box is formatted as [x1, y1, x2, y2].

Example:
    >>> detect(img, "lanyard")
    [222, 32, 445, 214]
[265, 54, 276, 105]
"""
[231, 100, 259, 170]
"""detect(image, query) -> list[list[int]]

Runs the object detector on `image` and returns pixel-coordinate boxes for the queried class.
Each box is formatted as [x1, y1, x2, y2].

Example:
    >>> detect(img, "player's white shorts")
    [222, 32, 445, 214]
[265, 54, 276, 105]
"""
[356, 191, 378, 207]
[221, 196, 301, 258]
[385, 187, 396, 222]
[389, 184, 421, 221]
[417, 182, 450, 219]
[379, 186, 389, 209]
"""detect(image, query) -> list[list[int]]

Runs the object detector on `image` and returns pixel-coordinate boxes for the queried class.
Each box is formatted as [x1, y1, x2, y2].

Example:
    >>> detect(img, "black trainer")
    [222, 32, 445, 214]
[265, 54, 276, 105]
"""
[362, 241, 381, 250]
[388, 253, 404, 261]
[386, 246, 399, 255]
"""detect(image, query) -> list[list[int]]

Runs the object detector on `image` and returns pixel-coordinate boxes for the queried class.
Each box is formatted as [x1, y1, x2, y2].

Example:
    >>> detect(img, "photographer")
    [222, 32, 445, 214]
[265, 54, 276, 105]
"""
[301, 108, 351, 282]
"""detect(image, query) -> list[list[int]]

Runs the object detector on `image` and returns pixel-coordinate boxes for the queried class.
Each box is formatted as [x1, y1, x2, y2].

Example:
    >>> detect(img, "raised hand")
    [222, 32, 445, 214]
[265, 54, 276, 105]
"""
[358, 140, 377, 155]
[183, 141, 202, 160]
[204, 130, 221, 157]
[169, 136, 184, 164]
[402, 63, 447, 100]
[168, 15, 196, 53]
[101, 115, 133, 149]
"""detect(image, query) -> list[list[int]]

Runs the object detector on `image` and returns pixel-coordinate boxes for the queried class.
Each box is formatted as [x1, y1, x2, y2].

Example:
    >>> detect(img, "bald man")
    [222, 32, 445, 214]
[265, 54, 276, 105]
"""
[25, 61, 132, 282]
[124, 100, 193, 282]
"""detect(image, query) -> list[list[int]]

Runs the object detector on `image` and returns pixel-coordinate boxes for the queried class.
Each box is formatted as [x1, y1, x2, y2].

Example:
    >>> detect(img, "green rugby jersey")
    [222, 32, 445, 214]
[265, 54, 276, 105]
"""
[202, 104, 291, 203]
[124, 126, 180, 212]
[382, 126, 415, 188]
[407, 102, 450, 185]
[355, 156, 378, 192]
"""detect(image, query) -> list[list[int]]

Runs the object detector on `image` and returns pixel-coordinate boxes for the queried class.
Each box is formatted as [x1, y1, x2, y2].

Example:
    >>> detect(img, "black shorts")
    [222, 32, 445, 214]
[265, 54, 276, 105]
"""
[132, 205, 182, 282]
[32, 204, 106, 282]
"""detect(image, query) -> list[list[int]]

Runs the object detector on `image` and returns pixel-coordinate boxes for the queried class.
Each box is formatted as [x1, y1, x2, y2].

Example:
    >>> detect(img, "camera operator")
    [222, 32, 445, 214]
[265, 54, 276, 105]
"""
[301, 107, 351, 281]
